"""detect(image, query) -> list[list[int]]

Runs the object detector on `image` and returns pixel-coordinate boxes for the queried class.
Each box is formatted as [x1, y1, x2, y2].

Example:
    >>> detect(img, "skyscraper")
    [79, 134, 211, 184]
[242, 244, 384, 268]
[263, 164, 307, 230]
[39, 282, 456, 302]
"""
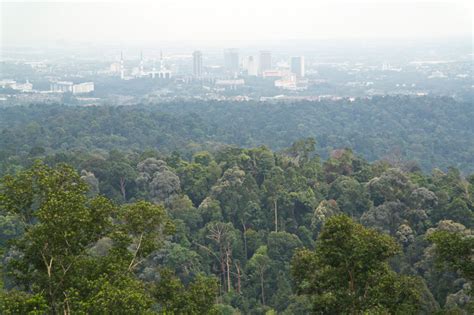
[139, 51, 144, 77]
[245, 56, 257, 76]
[224, 48, 240, 74]
[290, 56, 305, 77]
[259, 50, 272, 74]
[120, 51, 125, 80]
[193, 50, 203, 77]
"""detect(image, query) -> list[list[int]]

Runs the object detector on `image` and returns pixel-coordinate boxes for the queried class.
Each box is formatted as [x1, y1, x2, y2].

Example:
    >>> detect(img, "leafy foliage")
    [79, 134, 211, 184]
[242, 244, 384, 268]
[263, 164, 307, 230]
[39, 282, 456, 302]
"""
[1, 95, 473, 174]
[0, 139, 472, 313]
[292, 215, 425, 314]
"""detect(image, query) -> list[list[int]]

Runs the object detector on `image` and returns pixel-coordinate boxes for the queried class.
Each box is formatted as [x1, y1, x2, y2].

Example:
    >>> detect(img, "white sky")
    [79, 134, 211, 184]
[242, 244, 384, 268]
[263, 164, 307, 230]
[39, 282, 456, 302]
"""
[1, 0, 472, 45]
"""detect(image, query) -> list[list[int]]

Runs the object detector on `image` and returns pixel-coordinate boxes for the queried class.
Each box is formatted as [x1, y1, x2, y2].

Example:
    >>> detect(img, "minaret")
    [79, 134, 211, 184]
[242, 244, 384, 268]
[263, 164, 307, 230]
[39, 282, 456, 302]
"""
[158, 50, 171, 79]
[120, 51, 125, 80]
[139, 51, 144, 77]
[152, 59, 156, 79]
[160, 50, 164, 72]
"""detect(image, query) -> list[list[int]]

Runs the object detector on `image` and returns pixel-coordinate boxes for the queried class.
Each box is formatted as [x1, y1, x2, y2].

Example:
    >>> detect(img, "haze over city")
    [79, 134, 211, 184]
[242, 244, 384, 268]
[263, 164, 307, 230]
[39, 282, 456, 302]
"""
[0, 1, 473, 314]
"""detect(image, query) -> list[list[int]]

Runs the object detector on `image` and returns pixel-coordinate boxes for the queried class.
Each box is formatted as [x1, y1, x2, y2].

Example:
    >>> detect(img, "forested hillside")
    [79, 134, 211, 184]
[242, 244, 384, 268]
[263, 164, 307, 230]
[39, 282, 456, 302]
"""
[0, 95, 473, 173]
[1, 141, 473, 313]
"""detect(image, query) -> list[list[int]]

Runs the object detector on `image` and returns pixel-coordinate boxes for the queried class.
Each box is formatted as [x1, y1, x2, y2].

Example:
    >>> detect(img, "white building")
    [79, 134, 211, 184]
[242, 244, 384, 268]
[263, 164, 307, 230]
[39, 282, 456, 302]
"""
[50, 81, 94, 94]
[72, 82, 94, 94]
[215, 79, 245, 90]
[262, 70, 285, 78]
[157, 51, 172, 79]
[110, 62, 121, 73]
[51, 81, 74, 93]
[275, 75, 307, 91]
[12, 80, 33, 92]
[275, 75, 297, 90]
[0, 80, 33, 92]
[0, 79, 17, 88]
[216, 79, 245, 86]
[428, 71, 447, 79]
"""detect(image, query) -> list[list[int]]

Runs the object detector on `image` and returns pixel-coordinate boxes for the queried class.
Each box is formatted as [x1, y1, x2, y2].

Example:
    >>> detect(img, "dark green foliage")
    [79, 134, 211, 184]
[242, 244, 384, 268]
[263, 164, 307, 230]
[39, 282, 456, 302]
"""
[0, 163, 211, 314]
[291, 215, 426, 314]
[428, 231, 474, 282]
[0, 290, 49, 314]
[0, 139, 472, 313]
[153, 269, 218, 314]
[1, 96, 473, 174]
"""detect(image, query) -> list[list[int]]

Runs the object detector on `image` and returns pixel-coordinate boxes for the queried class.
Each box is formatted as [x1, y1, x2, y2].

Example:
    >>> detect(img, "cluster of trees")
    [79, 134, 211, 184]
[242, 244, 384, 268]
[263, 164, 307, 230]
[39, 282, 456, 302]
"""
[0, 163, 217, 314]
[1, 139, 472, 313]
[1, 95, 473, 174]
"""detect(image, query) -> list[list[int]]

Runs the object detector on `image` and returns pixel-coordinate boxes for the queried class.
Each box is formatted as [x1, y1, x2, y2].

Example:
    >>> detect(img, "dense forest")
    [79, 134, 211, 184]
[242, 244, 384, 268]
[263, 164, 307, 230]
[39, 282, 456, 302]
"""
[0, 95, 473, 174]
[1, 137, 473, 314]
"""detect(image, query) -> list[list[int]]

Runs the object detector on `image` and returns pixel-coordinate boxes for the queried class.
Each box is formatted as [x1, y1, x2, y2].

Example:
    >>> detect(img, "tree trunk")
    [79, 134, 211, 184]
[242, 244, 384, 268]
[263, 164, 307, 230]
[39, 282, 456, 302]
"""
[242, 220, 248, 259]
[235, 262, 241, 294]
[221, 263, 225, 293]
[220, 253, 226, 294]
[128, 233, 143, 271]
[260, 272, 265, 305]
[119, 177, 127, 201]
[41, 250, 55, 313]
[274, 199, 278, 232]
[348, 269, 356, 314]
[225, 247, 231, 292]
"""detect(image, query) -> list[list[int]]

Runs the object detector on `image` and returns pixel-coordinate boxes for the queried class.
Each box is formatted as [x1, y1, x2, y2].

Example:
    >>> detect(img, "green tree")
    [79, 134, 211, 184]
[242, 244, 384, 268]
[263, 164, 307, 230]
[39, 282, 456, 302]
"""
[247, 246, 271, 306]
[0, 163, 115, 313]
[292, 215, 423, 314]
[0, 290, 49, 315]
[428, 230, 474, 282]
[136, 158, 181, 203]
[0, 163, 176, 314]
[367, 168, 413, 206]
[327, 176, 371, 218]
[153, 269, 218, 314]
[262, 167, 286, 232]
[113, 200, 175, 272]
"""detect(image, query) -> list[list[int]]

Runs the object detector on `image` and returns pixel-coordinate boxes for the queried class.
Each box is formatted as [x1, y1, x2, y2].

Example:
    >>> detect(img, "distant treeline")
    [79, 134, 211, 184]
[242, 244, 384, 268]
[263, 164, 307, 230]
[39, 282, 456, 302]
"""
[0, 95, 472, 173]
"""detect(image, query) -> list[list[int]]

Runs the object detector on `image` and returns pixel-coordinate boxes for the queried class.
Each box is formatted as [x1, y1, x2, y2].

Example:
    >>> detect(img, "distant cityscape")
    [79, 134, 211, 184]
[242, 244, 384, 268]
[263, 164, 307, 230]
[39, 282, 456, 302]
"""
[0, 41, 472, 106]
[97, 49, 307, 90]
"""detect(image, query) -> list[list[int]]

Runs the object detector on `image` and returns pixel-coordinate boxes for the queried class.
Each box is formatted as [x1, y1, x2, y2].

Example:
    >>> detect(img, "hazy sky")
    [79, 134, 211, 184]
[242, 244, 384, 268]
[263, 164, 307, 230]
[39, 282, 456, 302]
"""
[1, 0, 472, 45]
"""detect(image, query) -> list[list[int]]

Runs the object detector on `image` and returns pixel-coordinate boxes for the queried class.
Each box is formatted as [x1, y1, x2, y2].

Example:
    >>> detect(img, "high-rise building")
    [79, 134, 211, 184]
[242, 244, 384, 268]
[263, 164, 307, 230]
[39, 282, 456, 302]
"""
[139, 51, 144, 77]
[224, 48, 240, 74]
[193, 50, 203, 77]
[259, 51, 272, 74]
[245, 56, 258, 76]
[120, 51, 125, 79]
[290, 56, 305, 77]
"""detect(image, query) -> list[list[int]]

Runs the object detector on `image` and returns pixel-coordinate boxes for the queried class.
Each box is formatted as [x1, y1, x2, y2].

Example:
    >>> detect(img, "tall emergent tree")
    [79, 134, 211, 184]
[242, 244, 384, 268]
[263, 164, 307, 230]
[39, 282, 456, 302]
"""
[291, 215, 425, 314]
[428, 229, 474, 282]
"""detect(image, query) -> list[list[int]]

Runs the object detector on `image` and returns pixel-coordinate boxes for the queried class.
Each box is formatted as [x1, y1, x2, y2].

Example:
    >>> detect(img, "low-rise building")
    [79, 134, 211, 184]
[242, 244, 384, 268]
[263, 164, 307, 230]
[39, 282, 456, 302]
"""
[72, 82, 94, 94]
[0, 79, 16, 88]
[51, 81, 74, 93]
[50, 81, 94, 94]
[12, 80, 33, 92]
